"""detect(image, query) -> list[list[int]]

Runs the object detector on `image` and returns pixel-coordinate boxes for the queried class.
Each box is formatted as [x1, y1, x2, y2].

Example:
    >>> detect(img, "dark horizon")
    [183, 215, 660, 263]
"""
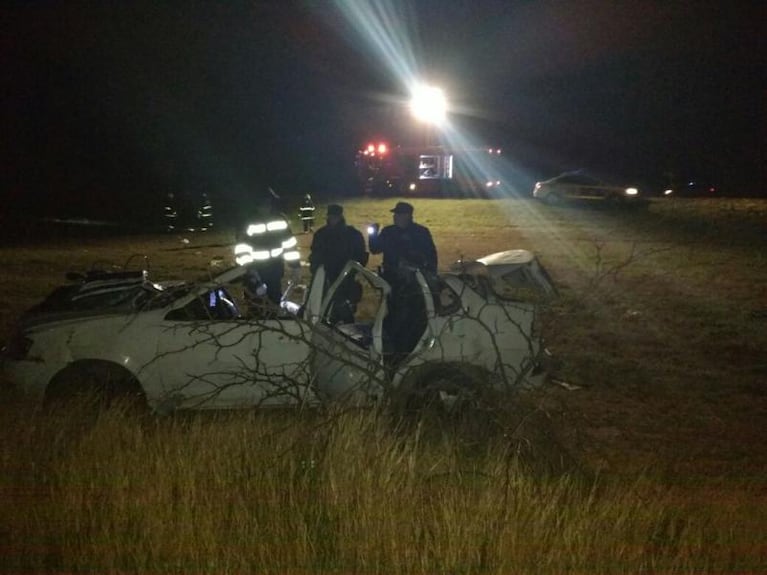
[2, 1, 764, 226]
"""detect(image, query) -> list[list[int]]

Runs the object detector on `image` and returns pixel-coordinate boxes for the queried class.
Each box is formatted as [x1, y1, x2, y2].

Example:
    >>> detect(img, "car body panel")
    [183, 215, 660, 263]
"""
[309, 263, 391, 403]
[2, 250, 556, 411]
[533, 172, 640, 204]
[151, 318, 313, 411]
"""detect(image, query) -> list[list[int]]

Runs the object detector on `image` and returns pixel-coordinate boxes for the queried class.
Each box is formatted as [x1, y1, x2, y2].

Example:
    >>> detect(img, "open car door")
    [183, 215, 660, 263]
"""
[307, 261, 390, 404]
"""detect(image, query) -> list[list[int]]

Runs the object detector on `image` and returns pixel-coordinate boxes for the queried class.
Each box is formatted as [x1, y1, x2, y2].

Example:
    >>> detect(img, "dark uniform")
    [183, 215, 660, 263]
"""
[368, 201, 438, 357]
[309, 204, 369, 323]
[368, 201, 437, 284]
[234, 191, 300, 306]
[309, 204, 368, 283]
[299, 194, 316, 233]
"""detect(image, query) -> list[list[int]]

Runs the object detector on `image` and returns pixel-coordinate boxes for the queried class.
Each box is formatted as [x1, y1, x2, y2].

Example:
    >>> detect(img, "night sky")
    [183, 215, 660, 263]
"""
[2, 1, 764, 227]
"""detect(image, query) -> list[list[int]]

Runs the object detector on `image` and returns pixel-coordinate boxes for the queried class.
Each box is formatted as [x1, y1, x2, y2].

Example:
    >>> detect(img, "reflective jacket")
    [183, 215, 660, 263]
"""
[299, 198, 316, 222]
[234, 214, 300, 267]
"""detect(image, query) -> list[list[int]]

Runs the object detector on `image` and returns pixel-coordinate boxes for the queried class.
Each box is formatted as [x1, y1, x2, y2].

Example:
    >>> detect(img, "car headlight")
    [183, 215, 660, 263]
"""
[664, 189, 674, 196]
[625, 188, 639, 196]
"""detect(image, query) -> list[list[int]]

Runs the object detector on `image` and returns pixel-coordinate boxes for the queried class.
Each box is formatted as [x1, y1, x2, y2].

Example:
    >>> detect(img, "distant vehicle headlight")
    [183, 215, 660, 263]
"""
[625, 188, 639, 196]
[664, 189, 674, 196]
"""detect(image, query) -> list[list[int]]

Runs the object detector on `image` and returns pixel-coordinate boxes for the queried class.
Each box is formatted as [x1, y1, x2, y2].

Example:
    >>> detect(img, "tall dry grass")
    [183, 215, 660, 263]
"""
[1, 400, 764, 574]
[2, 197, 766, 572]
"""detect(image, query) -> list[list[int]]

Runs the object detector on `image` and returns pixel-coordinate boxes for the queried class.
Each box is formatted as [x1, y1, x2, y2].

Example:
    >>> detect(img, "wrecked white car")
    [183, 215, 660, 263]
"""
[1, 250, 556, 412]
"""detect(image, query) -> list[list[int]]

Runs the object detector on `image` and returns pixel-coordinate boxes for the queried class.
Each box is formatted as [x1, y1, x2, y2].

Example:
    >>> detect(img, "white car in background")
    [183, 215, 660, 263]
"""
[533, 171, 642, 205]
[2, 250, 557, 413]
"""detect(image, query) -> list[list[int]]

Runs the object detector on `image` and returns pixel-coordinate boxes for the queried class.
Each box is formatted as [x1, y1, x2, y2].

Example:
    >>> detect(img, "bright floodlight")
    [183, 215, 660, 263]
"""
[410, 84, 447, 125]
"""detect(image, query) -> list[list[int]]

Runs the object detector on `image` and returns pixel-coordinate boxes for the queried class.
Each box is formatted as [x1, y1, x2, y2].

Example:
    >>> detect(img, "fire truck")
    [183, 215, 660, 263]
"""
[355, 141, 505, 197]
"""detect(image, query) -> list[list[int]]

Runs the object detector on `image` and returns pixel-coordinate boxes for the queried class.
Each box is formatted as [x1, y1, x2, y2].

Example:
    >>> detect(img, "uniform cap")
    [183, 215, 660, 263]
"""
[327, 204, 343, 216]
[390, 201, 414, 214]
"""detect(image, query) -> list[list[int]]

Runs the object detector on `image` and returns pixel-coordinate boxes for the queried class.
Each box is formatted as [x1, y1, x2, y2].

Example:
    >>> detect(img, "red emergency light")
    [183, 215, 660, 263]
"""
[364, 142, 389, 157]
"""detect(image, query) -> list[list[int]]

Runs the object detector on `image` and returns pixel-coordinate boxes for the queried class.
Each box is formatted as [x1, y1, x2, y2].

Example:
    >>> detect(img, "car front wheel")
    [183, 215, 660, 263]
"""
[44, 360, 148, 413]
[399, 366, 489, 419]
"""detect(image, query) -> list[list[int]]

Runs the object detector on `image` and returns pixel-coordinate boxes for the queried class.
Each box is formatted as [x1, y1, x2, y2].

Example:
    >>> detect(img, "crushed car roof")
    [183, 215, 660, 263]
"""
[451, 249, 534, 276]
[450, 249, 557, 297]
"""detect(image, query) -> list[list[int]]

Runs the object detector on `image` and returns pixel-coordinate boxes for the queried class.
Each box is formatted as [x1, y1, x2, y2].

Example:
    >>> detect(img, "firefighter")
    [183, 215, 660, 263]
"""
[233, 188, 301, 307]
[308, 204, 368, 323]
[299, 193, 316, 233]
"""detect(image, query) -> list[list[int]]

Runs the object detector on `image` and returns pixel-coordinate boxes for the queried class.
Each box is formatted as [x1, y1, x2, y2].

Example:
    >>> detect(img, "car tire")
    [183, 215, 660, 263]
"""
[44, 360, 148, 414]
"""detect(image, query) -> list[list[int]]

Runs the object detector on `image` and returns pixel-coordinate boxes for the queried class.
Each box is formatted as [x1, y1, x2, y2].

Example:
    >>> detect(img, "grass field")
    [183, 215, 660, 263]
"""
[1, 197, 766, 573]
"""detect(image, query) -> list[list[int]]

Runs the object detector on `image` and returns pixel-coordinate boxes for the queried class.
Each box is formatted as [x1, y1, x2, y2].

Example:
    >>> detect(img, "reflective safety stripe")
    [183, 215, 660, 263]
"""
[266, 220, 288, 231]
[235, 253, 254, 266]
[252, 250, 271, 260]
[234, 243, 255, 266]
[234, 243, 253, 255]
[284, 250, 300, 262]
[282, 236, 297, 249]
[247, 223, 266, 236]
[270, 247, 284, 258]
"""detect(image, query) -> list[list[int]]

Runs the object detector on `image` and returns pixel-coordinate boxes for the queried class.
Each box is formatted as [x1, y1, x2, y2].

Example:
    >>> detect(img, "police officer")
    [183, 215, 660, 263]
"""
[368, 201, 437, 283]
[233, 188, 300, 306]
[309, 204, 368, 284]
[309, 204, 369, 324]
[298, 193, 316, 233]
[368, 201, 437, 357]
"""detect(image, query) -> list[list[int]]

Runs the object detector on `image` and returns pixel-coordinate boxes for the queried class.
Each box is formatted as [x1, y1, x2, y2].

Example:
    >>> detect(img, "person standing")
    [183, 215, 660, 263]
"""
[308, 203, 369, 323]
[299, 193, 316, 233]
[309, 204, 368, 283]
[368, 201, 437, 356]
[368, 201, 437, 284]
[233, 188, 300, 306]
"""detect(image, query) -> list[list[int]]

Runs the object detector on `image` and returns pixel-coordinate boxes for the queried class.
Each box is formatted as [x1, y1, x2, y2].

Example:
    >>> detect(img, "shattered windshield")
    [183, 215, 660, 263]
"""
[141, 283, 195, 311]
